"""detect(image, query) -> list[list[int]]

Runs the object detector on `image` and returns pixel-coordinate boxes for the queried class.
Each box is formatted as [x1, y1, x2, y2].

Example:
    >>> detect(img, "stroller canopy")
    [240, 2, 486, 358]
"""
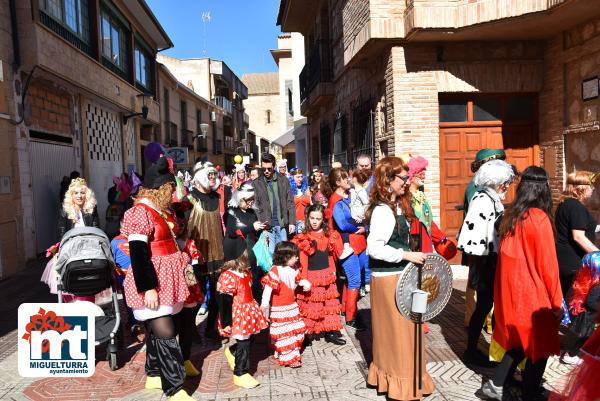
[55, 227, 115, 277]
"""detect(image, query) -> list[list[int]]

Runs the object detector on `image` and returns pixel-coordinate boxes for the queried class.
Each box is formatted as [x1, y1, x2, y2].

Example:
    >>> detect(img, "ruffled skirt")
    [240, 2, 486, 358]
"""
[297, 268, 342, 334]
[269, 303, 306, 366]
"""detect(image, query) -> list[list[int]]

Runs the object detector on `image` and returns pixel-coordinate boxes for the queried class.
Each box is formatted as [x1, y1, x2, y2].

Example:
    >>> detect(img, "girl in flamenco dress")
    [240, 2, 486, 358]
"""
[217, 250, 268, 389]
[261, 241, 310, 367]
[293, 204, 347, 345]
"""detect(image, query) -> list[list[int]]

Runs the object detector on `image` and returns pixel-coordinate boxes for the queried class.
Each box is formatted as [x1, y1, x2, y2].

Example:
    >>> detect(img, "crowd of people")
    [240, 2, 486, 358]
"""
[43, 141, 600, 401]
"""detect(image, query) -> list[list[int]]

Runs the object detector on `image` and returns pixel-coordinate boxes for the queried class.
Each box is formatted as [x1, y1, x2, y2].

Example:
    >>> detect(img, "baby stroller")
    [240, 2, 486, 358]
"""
[54, 227, 121, 370]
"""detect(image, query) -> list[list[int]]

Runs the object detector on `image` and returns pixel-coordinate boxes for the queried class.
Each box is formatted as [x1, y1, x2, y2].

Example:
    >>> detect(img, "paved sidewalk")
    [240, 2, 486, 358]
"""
[0, 260, 572, 400]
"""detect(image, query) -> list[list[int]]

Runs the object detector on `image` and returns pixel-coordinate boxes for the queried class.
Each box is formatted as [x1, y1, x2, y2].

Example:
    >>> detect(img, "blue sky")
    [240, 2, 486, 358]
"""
[147, 0, 282, 78]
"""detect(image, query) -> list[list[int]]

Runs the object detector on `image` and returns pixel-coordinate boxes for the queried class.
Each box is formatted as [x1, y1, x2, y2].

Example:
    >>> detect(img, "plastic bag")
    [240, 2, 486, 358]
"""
[252, 231, 273, 272]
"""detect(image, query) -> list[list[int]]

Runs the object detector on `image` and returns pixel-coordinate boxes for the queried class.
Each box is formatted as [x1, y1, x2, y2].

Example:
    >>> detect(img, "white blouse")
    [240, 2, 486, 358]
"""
[367, 204, 407, 277]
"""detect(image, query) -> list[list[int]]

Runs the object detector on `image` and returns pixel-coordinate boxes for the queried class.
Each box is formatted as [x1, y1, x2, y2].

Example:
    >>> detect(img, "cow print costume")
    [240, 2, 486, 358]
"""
[457, 187, 504, 256]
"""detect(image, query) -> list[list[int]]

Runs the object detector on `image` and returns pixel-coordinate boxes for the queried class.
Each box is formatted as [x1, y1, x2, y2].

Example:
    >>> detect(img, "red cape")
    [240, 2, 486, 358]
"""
[492, 208, 563, 361]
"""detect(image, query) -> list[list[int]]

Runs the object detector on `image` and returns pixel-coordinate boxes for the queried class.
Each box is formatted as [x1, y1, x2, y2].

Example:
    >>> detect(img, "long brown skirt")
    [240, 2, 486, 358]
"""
[367, 274, 435, 400]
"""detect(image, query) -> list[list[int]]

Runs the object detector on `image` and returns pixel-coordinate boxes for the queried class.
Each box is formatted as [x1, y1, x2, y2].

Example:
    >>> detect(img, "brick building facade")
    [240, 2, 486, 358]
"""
[0, 0, 171, 278]
[278, 0, 600, 240]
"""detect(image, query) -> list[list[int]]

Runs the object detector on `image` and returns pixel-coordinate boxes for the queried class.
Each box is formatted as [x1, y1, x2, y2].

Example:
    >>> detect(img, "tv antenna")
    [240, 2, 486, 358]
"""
[201, 11, 212, 56]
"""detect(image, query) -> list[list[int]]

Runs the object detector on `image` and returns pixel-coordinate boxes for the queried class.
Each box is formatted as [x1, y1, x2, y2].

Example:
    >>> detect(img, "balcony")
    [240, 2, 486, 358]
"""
[224, 136, 235, 153]
[212, 96, 233, 115]
[164, 121, 178, 147]
[300, 40, 334, 116]
[404, 0, 576, 42]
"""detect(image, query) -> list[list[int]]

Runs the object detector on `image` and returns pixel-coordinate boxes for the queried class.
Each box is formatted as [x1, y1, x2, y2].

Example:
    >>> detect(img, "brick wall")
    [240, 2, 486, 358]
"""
[27, 82, 72, 135]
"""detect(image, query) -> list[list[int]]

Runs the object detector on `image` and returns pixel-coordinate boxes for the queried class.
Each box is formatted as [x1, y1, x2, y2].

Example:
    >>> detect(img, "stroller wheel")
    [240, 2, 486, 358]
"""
[108, 352, 118, 371]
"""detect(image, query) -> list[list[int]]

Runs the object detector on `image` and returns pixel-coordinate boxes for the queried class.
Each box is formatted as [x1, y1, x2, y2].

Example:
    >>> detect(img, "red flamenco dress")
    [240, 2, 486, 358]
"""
[217, 270, 268, 338]
[121, 203, 190, 319]
[261, 266, 307, 367]
[293, 230, 344, 334]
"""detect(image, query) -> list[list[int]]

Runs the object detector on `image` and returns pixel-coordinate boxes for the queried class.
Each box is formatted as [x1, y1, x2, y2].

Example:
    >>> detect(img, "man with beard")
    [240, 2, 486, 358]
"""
[186, 161, 225, 340]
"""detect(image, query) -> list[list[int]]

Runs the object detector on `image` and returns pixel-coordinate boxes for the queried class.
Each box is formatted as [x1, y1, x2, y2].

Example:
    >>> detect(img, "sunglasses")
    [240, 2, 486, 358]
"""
[263, 167, 273, 171]
[242, 198, 255, 203]
[395, 174, 410, 183]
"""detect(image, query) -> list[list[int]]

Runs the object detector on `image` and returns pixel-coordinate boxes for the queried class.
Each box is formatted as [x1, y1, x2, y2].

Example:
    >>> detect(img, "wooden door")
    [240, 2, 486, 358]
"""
[439, 124, 539, 242]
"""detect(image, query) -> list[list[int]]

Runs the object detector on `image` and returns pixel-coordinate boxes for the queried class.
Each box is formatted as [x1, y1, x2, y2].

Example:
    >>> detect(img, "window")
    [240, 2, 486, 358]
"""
[473, 98, 501, 121]
[506, 96, 535, 122]
[135, 43, 152, 91]
[163, 88, 170, 121]
[196, 109, 202, 132]
[439, 98, 467, 122]
[180, 101, 187, 130]
[39, 0, 90, 53]
[266, 110, 271, 124]
[100, 8, 128, 76]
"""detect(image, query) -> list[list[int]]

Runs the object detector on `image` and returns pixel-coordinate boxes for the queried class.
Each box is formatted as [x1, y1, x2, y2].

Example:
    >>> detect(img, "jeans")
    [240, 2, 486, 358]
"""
[341, 251, 366, 289]
[267, 226, 288, 254]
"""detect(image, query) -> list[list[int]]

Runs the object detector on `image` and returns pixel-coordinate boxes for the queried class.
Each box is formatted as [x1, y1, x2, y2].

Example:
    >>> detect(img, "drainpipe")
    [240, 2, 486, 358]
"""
[9, 0, 20, 69]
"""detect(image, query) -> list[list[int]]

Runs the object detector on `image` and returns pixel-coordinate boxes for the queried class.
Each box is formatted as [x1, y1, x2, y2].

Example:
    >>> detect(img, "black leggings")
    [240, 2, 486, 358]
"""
[144, 315, 185, 396]
[466, 287, 494, 352]
[466, 255, 496, 352]
[230, 338, 251, 376]
[174, 307, 197, 361]
[492, 347, 547, 399]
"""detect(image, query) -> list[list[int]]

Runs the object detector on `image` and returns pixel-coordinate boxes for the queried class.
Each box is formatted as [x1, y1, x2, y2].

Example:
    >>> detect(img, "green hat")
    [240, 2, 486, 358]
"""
[471, 149, 506, 173]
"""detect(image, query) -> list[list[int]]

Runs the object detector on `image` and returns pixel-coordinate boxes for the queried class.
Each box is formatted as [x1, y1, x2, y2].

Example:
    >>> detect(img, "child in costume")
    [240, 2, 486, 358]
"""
[293, 204, 346, 345]
[217, 251, 268, 389]
[261, 241, 310, 367]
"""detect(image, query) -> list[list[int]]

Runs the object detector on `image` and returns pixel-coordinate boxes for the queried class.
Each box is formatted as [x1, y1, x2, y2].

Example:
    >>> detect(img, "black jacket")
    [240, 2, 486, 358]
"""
[252, 173, 295, 229]
[58, 206, 100, 239]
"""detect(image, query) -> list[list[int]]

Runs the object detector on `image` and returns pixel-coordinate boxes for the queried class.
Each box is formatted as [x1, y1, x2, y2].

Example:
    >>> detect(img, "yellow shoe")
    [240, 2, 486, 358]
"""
[145, 375, 162, 390]
[168, 389, 195, 400]
[184, 359, 201, 377]
[233, 373, 260, 389]
[224, 347, 235, 371]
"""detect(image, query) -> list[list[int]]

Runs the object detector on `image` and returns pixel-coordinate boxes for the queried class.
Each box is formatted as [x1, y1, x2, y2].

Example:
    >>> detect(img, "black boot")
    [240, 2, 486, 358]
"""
[324, 331, 346, 345]
[144, 332, 160, 377]
[154, 337, 185, 396]
[346, 318, 366, 332]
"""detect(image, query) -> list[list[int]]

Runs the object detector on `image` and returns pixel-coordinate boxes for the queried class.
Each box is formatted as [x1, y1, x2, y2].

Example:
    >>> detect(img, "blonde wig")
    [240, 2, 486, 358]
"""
[562, 170, 595, 201]
[134, 182, 174, 211]
[62, 178, 97, 223]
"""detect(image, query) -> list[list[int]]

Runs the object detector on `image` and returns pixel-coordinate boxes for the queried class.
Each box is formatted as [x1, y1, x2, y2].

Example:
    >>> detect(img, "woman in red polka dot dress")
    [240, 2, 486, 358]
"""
[217, 250, 268, 389]
[121, 156, 193, 401]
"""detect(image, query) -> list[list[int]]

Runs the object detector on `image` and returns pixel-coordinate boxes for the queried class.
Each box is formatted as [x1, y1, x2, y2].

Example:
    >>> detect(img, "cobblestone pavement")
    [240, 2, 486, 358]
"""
[0, 260, 572, 400]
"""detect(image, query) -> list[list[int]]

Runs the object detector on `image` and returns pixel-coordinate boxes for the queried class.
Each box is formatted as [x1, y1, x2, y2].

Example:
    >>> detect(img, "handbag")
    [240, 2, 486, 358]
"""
[252, 231, 273, 272]
[568, 311, 596, 339]
[435, 237, 457, 260]
[183, 263, 198, 286]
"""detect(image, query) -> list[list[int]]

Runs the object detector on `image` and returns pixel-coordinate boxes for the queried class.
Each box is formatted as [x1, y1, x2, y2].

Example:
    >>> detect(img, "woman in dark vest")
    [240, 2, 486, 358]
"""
[365, 156, 434, 401]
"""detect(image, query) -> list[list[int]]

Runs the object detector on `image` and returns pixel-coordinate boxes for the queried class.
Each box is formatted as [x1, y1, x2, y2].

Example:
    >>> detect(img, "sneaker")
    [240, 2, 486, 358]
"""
[233, 373, 260, 388]
[198, 306, 207, 315]
[340, 244, 354, 260]
[480, 380, 503, 401]
[560, 353, 583, 365]
[359, 287, 367, 297]
[364, 284, 370, 293]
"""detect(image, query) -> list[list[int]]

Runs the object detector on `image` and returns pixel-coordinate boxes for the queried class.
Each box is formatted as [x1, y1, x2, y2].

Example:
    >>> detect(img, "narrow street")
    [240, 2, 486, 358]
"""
[0, 261, 571, 401]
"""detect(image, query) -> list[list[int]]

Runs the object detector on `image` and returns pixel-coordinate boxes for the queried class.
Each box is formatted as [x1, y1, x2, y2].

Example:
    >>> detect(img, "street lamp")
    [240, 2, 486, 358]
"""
[197, 123, 209, 139]
[123, 93, 151, 125]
